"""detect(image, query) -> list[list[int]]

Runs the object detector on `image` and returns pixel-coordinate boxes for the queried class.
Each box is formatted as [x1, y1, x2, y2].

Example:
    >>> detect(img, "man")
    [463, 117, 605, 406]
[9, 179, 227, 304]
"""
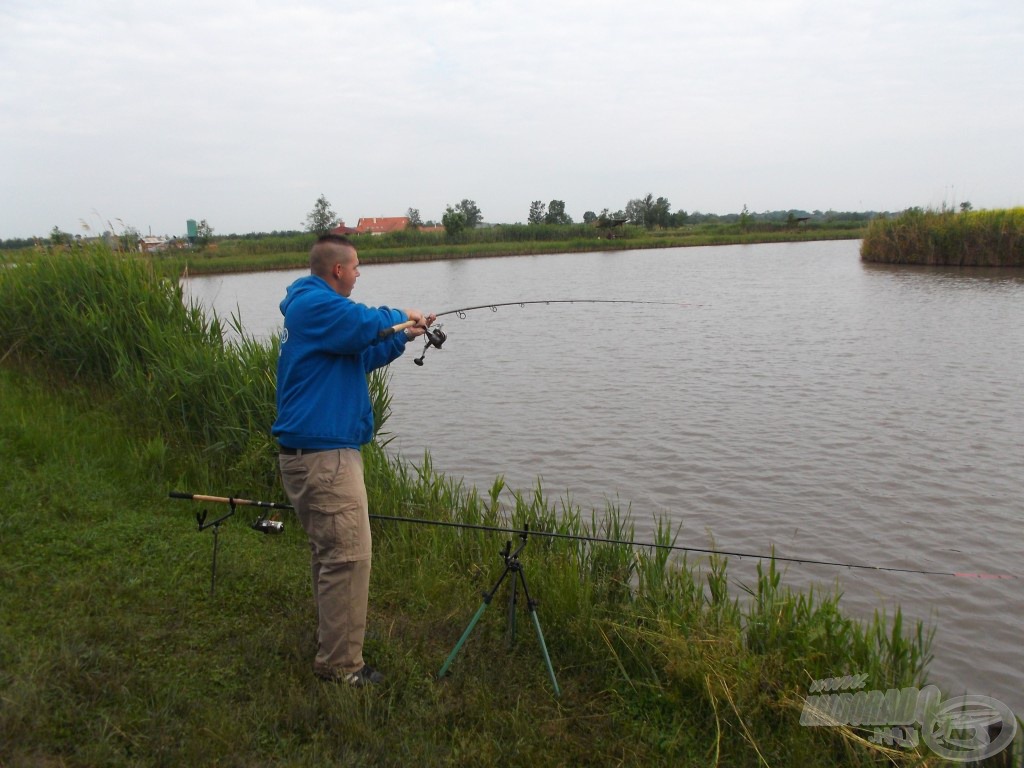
[272, 233, 434, 686]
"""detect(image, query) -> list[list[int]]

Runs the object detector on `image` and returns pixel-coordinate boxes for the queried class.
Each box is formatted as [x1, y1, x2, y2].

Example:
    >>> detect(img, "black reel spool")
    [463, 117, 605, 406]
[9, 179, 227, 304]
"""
[414, 326, 447, 366]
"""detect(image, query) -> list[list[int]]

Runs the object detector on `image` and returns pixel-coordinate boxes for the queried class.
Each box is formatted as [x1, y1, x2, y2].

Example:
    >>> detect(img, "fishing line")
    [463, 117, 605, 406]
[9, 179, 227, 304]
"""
[435, 298, 701, 320]
[168, 492, 1017, 580]
[380, 298, 703, 365]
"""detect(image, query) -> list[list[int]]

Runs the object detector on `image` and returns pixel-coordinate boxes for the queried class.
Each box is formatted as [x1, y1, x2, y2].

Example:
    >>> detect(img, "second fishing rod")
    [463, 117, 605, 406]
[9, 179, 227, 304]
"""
[168, 492, 1018, 579]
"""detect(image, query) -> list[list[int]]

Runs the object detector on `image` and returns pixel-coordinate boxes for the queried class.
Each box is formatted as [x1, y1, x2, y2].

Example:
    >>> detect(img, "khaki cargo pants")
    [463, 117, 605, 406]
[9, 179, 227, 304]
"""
[279, 448, 371, 676]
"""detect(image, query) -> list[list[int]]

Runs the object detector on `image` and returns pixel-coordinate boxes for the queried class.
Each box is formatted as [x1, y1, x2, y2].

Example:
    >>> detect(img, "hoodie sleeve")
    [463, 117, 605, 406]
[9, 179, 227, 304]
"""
[362, 333, 406, 372]
[295, 289, 406, 357]
[361, 306, 409, 372]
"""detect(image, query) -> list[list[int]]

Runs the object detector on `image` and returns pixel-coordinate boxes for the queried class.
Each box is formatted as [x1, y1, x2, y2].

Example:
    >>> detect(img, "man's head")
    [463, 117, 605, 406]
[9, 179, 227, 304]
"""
[310, 234, 360, 297]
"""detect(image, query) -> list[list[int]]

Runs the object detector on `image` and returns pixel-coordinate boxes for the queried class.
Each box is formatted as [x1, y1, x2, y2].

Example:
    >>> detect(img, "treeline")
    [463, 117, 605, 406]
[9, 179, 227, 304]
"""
[162, 212, 873, 260]
[206, 223, 642, 258]
[689, 208, 885, 225]
[861, 207, 1024, 267]
[1, 204, 888, 251]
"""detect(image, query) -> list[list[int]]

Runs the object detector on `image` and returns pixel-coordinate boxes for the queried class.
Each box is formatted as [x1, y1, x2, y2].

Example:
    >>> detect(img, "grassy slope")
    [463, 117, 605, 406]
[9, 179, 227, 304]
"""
[0, 368, 931, 767]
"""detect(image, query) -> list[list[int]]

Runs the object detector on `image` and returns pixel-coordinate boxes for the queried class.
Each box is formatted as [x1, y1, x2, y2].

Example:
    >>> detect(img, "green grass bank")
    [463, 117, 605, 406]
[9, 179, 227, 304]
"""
[7, 220, 867, 276]
[861, 207, 1024, 267]
[158, 220, 864, 276]
[0, 245, 969, 767]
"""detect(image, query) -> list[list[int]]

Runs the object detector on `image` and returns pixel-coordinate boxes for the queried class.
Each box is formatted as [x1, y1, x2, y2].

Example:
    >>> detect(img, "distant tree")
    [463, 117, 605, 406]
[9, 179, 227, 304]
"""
[195, 219, 214, 246]
[0, 236, 35, 250]
[118, 225, 141, 252]
[624, 198, 646, 226]
[960, 201, 973, 213]
[528, 200, 547, 225]
[442, 205, 467, 237]
[305, 194, 338, 235]
[650, 196, 672, 228]
[640, 194, 656, 226]
[406, 207, 423, 227]
[583, 210, 597, 225]
[544, 200, 573, 225]
[49, 226, 71, 247]
[626, 194, 662, 228]
[455, 199, 482, 229]
[740, 204, 751, 231]
[622, 195, 673, 227]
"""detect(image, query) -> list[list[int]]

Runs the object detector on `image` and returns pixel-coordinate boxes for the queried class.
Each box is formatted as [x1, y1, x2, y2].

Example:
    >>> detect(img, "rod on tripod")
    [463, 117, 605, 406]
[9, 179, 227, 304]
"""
[195, 501, 238, 596]
[437, 526, 560, 696]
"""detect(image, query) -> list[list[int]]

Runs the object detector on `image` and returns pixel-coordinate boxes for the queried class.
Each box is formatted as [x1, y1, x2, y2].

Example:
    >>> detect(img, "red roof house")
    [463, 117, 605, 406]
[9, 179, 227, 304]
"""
[355, 217, 410, 235]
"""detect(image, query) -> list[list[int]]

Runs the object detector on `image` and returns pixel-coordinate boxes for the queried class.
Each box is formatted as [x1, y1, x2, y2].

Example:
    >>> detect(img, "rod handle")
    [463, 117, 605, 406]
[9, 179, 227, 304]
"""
[378, 320, 417, 339]
[170, 491, 231, 504]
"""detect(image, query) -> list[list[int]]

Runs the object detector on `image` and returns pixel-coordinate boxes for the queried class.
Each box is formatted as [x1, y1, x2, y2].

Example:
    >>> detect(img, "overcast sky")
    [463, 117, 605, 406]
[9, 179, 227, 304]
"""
[1, 0, 1021, 239]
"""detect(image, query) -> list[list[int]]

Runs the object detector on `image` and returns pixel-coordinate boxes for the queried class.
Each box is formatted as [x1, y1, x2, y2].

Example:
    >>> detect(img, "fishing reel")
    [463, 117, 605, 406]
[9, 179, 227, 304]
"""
[195, 504, 283, 535]
[414, 325, 447, 366]
[252, 515, 284, 534]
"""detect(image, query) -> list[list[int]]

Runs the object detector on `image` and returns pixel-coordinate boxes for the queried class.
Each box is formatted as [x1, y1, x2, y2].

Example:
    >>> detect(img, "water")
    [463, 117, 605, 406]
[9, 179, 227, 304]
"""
[184, 240, 1024, 714]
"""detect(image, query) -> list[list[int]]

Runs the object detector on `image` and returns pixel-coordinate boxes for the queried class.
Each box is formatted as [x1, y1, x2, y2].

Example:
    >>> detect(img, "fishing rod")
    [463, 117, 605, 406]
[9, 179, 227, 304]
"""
[379, 299, 700, 365]
[169, 491, 286, 595]
[168, 492, 1017, 579]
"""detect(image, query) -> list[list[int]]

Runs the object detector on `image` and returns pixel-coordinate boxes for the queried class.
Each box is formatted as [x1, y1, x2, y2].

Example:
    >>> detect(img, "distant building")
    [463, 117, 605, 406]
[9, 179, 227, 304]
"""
[329, 222, 359, 235]
[355, 217, 409, 235]
[139, 235, 169, 253]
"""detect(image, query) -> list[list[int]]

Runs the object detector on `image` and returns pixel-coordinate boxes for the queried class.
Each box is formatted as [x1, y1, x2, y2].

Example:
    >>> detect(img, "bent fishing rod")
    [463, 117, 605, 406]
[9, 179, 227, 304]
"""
[168, 492, 1017, 580]
[379, 299, 701, 365]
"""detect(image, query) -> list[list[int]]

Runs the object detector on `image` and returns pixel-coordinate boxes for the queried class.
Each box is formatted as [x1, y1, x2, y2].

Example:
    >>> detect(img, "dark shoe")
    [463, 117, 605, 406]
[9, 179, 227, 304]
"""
[345, 664, 384, 687]
[315, 663, 384, 687]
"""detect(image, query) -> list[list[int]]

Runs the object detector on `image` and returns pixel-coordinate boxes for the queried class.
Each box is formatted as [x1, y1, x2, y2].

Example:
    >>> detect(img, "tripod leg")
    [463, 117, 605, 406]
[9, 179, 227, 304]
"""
[517, 570, 560, 697]
[529, 607, 561, 697]
[439, 557, 514, 680]
[210, 525, 220, 597]
[507, 568, 519, 647]
[437, 600, 488, 679]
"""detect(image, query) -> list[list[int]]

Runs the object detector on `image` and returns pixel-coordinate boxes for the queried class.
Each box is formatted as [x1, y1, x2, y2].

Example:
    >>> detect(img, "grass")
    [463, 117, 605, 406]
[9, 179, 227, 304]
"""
[861, 207, 1024, 267]
[0, 243, 972, 766]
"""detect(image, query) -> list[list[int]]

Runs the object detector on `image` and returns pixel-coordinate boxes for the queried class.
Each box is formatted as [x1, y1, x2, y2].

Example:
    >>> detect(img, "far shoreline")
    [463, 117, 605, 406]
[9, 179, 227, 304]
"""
[164, 228, 865, 278]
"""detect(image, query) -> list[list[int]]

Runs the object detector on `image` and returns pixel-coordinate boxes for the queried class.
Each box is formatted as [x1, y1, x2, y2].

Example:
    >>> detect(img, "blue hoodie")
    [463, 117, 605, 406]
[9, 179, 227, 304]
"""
[271, 274, 408, 450]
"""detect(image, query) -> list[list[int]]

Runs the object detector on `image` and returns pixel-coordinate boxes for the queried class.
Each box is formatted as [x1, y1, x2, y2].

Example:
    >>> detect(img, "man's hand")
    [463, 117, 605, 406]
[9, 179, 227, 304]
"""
[403, 310, 436, 338]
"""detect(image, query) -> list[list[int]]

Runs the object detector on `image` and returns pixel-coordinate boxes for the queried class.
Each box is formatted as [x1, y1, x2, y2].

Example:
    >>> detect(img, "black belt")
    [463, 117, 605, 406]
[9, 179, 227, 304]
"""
[279, 446, 334, 456]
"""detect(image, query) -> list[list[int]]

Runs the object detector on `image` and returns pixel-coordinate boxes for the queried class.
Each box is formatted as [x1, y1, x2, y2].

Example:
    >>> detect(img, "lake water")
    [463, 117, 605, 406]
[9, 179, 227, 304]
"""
[184, 240, 1024, 715]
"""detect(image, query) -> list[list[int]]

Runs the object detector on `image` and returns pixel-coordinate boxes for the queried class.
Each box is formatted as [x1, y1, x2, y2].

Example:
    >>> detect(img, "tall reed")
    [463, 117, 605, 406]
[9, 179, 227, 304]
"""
[0, 245, 280, 489]
[861, 207, 1024, 266]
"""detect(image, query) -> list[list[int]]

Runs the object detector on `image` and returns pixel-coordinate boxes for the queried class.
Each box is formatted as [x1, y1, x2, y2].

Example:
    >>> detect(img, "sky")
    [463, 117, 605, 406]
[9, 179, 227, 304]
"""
[1, 0, 1022, 239]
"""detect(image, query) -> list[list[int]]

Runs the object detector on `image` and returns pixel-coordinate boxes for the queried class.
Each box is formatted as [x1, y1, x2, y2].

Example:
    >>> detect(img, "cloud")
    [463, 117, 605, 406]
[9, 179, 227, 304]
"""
[1, 0, 1022, 237]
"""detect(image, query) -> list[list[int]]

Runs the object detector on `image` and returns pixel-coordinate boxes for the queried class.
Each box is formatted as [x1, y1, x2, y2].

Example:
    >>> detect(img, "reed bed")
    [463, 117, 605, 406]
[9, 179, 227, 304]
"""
[0, 244, 958, 766]
[861, 207, 1024, 266]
